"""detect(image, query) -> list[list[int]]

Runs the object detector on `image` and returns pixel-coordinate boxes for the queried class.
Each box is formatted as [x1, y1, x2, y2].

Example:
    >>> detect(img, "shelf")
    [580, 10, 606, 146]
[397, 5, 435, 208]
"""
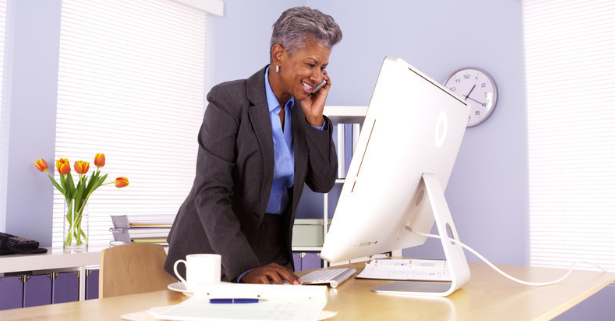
[292, 247, 323, 252]
[324, 106, 368, 123]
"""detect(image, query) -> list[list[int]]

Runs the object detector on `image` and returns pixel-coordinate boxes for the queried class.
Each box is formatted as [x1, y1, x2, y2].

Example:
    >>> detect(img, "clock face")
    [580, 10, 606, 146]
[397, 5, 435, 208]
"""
[444, 68, 498, 127]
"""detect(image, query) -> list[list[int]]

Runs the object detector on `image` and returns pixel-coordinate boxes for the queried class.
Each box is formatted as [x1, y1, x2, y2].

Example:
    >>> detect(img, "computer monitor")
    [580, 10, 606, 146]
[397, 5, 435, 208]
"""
[320, 56, 471, 296]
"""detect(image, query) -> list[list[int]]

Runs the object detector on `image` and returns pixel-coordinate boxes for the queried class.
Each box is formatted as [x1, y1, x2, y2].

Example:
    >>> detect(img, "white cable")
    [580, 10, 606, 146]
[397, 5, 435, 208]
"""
[410, 229, 606, 286]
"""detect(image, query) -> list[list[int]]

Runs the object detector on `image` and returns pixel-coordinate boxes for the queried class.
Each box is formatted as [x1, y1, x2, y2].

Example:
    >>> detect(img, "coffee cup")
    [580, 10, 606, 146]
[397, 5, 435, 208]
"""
[173, 253, 221, 291]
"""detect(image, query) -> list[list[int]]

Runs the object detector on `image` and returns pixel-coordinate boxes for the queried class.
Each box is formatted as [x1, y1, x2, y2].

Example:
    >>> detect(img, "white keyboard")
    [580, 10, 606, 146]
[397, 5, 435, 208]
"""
[300, 268, 357, 288]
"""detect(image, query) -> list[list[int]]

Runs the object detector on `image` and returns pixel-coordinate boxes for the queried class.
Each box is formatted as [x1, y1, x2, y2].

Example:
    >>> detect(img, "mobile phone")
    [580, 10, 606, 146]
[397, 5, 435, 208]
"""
[312, 80, 326, 94]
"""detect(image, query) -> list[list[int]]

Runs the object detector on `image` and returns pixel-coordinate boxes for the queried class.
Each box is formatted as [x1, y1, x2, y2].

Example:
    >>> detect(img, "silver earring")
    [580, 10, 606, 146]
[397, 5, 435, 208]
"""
[276, 65, 280, 73]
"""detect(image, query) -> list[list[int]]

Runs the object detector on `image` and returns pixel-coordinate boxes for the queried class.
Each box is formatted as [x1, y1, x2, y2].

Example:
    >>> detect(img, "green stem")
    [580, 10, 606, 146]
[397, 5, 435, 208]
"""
[64, 198, 88, 247]
[64, 199, 73, 246]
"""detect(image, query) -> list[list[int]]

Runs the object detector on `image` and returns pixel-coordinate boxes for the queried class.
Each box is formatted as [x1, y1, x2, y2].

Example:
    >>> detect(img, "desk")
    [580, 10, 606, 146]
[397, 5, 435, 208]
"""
[0, 262, 613, 321]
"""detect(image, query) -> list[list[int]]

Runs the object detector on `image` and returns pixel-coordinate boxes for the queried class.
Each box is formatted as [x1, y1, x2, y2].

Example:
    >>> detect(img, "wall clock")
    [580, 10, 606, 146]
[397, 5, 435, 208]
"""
[443, 68, 498, 127]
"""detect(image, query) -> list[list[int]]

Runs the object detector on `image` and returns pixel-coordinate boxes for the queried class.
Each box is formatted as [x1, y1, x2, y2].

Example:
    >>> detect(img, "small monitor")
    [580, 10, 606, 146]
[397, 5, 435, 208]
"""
[320, 56, 470, 296]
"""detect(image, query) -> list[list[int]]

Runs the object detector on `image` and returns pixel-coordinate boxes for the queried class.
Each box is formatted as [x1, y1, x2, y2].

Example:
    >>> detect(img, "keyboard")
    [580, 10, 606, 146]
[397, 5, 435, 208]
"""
[300, 268, 357, 288]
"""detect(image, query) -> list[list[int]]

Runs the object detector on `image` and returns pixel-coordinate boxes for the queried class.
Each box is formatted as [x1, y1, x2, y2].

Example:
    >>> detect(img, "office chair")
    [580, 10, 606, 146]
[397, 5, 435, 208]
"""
[99, 243, 177, 298]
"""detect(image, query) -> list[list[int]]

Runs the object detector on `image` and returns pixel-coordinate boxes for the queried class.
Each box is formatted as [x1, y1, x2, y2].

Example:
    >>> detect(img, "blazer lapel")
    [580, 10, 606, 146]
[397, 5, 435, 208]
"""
[246, 66, 275, 215]
[292, 101, 308, 205]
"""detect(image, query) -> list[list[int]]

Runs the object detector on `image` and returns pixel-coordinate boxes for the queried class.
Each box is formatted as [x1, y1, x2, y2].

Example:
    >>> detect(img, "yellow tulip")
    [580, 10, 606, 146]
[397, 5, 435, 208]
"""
[56, 158, 71, 175]
[34, 159, 48, 172]
[74, 161, 90, 175]
[94, 153, 105, 168]
[115, 177, 129, 188]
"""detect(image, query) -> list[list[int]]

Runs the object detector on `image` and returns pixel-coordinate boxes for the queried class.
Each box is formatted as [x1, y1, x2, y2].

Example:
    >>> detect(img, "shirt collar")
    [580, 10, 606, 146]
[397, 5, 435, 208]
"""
[265, 66, 294, 113]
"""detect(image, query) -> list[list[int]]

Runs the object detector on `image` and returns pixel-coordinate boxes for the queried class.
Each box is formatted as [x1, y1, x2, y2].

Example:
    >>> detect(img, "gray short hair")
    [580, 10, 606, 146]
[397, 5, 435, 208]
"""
[271, 7, 343, 58]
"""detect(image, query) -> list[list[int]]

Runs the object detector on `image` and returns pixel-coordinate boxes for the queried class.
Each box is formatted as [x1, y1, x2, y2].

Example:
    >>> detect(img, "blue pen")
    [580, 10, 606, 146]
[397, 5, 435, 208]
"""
[210, 298, 260, 304]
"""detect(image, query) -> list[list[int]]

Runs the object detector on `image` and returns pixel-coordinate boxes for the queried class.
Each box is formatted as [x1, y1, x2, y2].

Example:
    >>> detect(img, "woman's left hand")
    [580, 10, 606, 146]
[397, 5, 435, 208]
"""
[299, 70, 331, 127]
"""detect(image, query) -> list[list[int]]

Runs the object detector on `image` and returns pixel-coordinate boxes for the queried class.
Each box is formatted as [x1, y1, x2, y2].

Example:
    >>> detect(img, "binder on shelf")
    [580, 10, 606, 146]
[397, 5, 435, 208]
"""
[334, 123, 362, 179]
[336, 123, 345, 178]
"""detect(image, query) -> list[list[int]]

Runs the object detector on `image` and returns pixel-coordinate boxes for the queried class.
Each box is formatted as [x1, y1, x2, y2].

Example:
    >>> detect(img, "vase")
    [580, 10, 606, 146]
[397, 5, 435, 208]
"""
[63, 198, 89, 252]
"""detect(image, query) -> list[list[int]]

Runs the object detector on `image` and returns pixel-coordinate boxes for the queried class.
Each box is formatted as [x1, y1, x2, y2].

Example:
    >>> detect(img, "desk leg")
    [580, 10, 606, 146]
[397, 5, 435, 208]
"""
[78, 266, 86, 301]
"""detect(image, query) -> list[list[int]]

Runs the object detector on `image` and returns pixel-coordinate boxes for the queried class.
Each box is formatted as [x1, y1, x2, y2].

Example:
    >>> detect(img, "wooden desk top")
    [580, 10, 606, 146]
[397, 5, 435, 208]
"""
[0, 262, 613, 321]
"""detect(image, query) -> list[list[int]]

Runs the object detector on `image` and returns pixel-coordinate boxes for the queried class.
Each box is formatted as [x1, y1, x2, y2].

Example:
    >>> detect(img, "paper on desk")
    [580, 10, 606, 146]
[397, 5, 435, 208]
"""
[121, 306, 174, 320]
[191, 282, 327, 301]
[356, 258, 451, 281]
[123, 306, 338, 321]
[152, 283, 328, 321]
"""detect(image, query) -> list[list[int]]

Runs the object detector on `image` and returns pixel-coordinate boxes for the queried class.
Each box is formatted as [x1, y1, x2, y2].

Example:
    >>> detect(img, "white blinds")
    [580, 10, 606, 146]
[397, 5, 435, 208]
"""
[524, 0, 615, 271]
[53, 0, 207, 246]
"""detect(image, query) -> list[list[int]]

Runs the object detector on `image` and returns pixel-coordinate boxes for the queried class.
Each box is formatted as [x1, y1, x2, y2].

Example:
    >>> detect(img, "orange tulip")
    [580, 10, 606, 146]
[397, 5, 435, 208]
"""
[74, 161, 90, 175]
[34, 159, 48, 172]
[115, 177, 129, 188]
[94, 153, 105, 168]
[56, 158, 71, 175]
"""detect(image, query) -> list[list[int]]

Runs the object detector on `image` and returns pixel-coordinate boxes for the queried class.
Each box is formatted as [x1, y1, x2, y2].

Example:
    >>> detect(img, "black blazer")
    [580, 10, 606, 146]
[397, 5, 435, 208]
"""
[164, 66, 338, 281]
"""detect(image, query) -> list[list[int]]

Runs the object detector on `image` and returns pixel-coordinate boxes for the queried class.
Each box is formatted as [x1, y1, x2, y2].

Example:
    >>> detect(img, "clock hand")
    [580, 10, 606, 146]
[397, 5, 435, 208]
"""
[464, 85, 476, 101]
[467, 96, 486, 106]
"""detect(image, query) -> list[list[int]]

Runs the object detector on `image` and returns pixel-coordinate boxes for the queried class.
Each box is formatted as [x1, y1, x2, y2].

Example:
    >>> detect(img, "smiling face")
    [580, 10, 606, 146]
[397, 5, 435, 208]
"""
[270, 39, 332, 105]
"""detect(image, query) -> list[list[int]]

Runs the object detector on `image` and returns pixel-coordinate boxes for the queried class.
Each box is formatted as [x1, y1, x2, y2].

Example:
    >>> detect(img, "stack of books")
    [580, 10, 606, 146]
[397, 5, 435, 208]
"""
[110, 215, 175, 246]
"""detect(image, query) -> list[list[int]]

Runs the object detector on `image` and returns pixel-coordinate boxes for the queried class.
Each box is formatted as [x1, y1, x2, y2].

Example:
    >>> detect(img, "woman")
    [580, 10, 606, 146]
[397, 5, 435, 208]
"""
[164, 7, 343, 284]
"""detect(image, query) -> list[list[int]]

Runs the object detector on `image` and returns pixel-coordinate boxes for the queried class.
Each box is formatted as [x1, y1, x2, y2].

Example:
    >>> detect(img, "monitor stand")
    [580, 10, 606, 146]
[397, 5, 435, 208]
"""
[372, 173, 471, 296]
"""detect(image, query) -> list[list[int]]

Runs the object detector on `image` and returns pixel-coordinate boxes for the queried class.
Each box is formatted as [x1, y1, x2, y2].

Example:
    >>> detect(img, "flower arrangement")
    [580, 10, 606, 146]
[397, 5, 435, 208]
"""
[35, 153, 129, 248]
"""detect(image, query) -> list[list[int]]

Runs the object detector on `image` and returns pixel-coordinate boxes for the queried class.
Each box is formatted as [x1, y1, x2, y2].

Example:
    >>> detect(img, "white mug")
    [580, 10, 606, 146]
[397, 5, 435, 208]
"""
[173, 254, 221, 291]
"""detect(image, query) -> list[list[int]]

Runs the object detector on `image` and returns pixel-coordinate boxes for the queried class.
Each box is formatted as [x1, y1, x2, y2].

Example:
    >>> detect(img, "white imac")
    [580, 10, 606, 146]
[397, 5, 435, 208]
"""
[320, 56, 471, 296]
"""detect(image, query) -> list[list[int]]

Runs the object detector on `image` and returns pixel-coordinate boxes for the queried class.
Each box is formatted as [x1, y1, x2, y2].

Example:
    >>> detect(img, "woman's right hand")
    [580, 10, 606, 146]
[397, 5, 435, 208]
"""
[299, 70, 331, 127]
[241, 262, 302, 285]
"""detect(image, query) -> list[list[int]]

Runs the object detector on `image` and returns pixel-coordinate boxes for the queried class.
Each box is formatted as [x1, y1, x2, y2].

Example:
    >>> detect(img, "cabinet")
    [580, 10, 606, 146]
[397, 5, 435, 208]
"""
[0, 275, 23, 310]
[23, 274, 52, 308]
[0, 248, 105, 310]
[85, 268, 99, 300]
[0, 246, 106, 307]
[0, 270, 99, 311]
[52, 272, 79, 304]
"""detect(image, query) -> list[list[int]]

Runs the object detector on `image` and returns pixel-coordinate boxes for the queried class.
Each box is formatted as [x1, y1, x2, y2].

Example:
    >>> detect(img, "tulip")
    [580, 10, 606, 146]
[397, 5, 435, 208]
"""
[74, 161, 90, 175]
[56, 158, 71, 175]
[115, 177, 129, 188]
[94, 153, 105, 168]
[34, 159, 49, 172]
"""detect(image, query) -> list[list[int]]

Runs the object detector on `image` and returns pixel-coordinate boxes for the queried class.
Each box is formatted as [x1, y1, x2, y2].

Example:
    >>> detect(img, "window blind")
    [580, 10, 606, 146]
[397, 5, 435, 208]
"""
[53, 0, 207, 246]
[524, 0, 615, 271]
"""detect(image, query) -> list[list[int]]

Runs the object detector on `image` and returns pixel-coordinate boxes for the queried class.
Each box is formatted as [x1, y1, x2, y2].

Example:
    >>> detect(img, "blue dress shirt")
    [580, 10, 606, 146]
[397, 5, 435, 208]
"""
[264, 67, 295, 214]
[263, 67, 326, 214]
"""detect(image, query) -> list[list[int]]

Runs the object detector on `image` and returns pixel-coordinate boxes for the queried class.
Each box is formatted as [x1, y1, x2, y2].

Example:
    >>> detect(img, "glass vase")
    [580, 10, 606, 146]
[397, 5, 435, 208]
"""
[63, 198, 89, 252]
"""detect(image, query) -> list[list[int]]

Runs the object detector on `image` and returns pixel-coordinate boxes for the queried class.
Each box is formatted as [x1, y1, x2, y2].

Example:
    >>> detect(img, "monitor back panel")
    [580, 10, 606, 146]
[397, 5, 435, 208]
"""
[321, 56, 469, 263]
